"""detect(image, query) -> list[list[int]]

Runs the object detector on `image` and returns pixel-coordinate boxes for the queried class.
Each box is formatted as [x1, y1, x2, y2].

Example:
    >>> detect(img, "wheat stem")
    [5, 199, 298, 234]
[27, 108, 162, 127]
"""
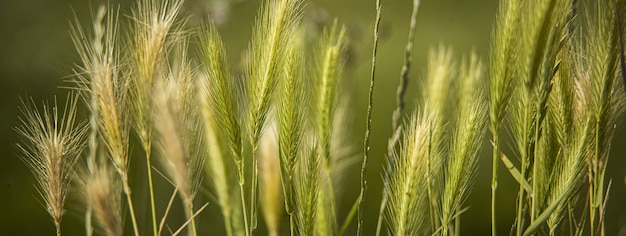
[358, 0, 381, 234]
[122, 175, 141, 236]
[144, 147, 158, 236]
[240, 181, 251, 236]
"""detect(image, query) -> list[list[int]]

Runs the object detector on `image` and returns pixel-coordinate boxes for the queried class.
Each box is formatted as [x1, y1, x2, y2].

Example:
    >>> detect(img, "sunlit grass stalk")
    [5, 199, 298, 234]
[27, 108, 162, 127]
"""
[423, 47, 456, 232]
[200, 24, 243, 235]
[246, 0, 303, 233]
[69, 6, 138, 235]
[294, 142, 320, 236]
[15, 96, 88, 236]
[200, 108, 237, 236]
[376, 1, 421, 235]
[313, 20, 346, 235]
[488, 0, 520, 234]
[440, 54, 486, 236]
[276, 28, 305, 235]
[580, 1, 626, 234]
[129, 0, 184, 234]
[259, 124, 284, 236]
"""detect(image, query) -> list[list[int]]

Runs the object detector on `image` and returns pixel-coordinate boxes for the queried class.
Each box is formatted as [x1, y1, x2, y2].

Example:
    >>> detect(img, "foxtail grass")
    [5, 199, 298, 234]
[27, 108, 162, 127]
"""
[17, 0, 626, 235]
[69, 5, 139, 235]
[198, 21, 246, 236]
[488, 1, 519, 234]
[153, 46, 204, 236]
[16, 96, 88, 236]
[276, 26, 305, 236]
[128, 0, 184, 234]
[80, 156, 123, 236]
[385, 111, 432, 235]
[245, 0, 303, 233]
[313, 20, 346, 236]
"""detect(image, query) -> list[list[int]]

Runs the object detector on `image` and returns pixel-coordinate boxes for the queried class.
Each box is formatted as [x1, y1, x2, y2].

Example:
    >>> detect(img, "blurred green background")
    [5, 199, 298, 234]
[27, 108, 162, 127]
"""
[2, 0, 626, 235]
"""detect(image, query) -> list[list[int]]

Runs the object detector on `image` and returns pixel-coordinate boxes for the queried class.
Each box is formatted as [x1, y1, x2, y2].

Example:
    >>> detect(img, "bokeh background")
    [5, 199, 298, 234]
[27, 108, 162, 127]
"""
[2, 0, 626, 235]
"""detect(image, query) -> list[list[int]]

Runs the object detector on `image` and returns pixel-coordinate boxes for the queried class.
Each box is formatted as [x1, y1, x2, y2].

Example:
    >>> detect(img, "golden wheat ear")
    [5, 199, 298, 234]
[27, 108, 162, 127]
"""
[15, 95, 88, 236]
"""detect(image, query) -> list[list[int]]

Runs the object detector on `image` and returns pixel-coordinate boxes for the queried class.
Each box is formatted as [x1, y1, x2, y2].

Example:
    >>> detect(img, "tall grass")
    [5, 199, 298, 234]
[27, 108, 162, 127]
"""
[15, 0, 626, 235]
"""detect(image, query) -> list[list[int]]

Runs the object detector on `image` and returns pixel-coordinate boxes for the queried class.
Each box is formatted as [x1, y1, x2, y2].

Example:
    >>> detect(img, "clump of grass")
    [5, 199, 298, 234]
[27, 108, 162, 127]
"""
[488, 0, 626, 235]
[15, 96, 88, 236]
[16, 0, 626, 235]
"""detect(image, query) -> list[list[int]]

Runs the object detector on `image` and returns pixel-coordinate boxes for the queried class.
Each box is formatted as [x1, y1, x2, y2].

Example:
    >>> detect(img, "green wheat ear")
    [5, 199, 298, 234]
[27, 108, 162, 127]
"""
[198, 22, 243, 236]
[440, 53, 487, 236]
[246, 0, 303, 149]
[385, 110, 432, 235]
[245, 0, 303, 232]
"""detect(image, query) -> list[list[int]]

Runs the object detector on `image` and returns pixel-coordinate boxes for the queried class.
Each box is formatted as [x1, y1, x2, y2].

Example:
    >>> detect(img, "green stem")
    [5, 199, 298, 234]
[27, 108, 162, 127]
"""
[491, 127, 500, 236]
[223, 206, 234, 236]
[531, 106, 542, 222]
[455, 216, 461, 236]
[145, 147, 158, 236]
[357, 0, 381, 234]
[238, 169, 250, 236]
[55, 220, 62, 236]
[85, 206, 93, 236]
[185, 198, 198, 236]
[250, 145, 259, 236]
[122, 175, 141, 236]
[516, 94, 532, 236]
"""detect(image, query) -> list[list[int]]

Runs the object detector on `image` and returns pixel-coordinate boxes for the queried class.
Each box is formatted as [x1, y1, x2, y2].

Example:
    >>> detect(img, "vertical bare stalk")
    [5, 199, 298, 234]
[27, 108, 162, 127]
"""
[376, 1, 420, 235]
[357, 0, 381, 234]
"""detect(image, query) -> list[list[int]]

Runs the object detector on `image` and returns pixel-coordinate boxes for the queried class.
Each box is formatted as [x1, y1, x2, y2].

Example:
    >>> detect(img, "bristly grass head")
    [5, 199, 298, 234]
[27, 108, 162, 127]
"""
[314, 20, 347, 173]
[154, 44, 203, 202]
[129, 0, 184, 150]
[489, 0, 520, 130]
[79, 156, 123, 236]
[246, 0, 303, 149]
[440, 54, 487, 234]
[199, 22, 242, 170]
[15, 95, 88, 234]
[70, 5, 130, 179]
[294, 141, 320, 236]
[386, 110, 432, 235]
